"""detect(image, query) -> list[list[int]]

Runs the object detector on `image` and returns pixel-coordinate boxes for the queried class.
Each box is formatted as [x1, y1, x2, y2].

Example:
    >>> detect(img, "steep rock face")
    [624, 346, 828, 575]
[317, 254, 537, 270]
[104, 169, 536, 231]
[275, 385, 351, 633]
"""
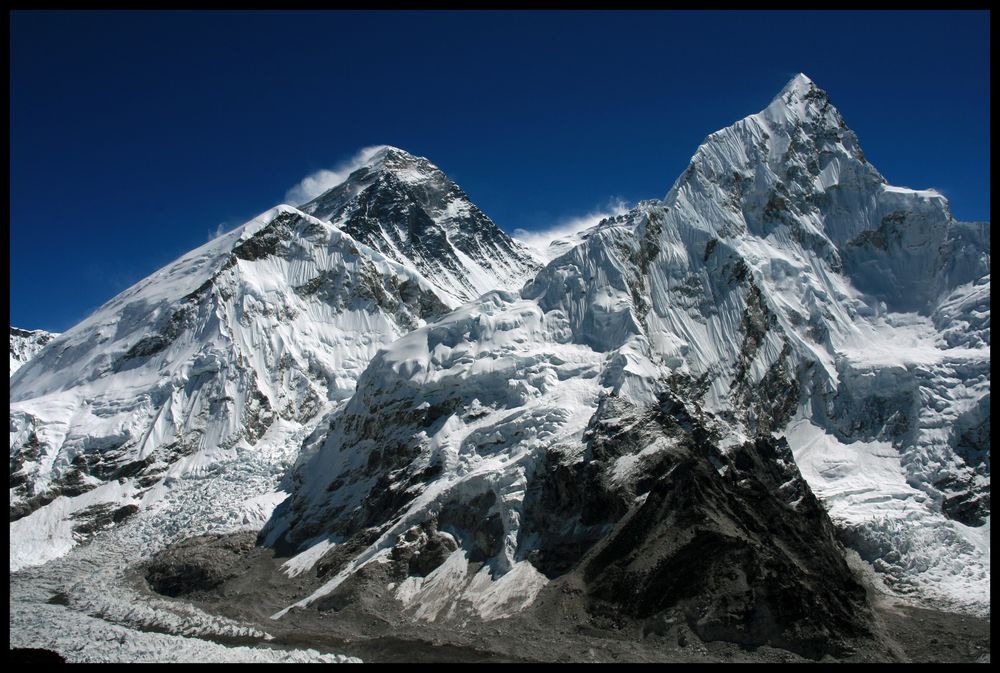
[300, 146, 540, 304]
[264, 73, 989, 640]
[578, 408, 869, 659]
[10, 327, 59, 376]
[9, 206, 453, 569]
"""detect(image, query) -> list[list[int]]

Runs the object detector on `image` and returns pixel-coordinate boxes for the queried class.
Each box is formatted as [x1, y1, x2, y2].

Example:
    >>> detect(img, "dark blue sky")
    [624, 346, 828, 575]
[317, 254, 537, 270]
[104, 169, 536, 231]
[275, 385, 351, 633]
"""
[10, 10, 990, 332]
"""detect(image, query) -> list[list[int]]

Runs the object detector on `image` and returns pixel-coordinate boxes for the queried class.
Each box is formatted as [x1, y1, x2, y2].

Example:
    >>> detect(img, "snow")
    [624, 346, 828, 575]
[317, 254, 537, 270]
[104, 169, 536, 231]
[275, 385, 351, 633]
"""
[10, 203, 462, 569]
[299, 145, 541, 307]
[10, 479, 138, 571]
[837, 312, 986, 369]
[512, 205, 629, 264]
[786, 417, 990, 615]
[280, 537, 337, 578]
[611, 436, 674, 484]
[9, 147, 545, 658]
[9, 73, 991, 653]
[10, 327, 59, 376]
[787, 418, 926, 523]
[390, 550, 548, 622]
[265, 293, 608, 619]
[881, 183, 946, 199]
[9, 599, 358, 663]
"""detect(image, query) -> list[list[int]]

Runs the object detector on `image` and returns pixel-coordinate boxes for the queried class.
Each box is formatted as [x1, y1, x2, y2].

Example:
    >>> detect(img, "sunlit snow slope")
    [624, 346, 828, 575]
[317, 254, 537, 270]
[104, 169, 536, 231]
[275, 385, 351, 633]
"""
[9, 205, 446, 569]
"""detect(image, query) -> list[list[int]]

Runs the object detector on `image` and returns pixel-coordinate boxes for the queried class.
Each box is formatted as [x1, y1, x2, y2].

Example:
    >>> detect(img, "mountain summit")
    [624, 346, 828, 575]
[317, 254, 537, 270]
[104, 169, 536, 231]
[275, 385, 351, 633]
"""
[300, 146, 540, 304]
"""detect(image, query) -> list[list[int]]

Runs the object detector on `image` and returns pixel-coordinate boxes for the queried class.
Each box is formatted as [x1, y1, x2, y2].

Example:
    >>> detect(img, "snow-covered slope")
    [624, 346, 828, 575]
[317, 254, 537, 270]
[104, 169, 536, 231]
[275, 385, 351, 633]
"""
[8, 150, 547, 571]
[10, 327, 59, 376]
[264, 74, 990, 624]
[9, 205, 456, 569]
[300, 145, 540, 304]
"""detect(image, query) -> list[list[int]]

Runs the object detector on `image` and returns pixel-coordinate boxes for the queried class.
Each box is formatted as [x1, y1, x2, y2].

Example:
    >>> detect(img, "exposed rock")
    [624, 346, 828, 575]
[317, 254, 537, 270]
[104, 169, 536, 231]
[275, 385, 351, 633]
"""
[71, 503, 140, 543]
[144, 531, 258, 598]
[9, 648, 67, 664]
[580, 432, 870, 659]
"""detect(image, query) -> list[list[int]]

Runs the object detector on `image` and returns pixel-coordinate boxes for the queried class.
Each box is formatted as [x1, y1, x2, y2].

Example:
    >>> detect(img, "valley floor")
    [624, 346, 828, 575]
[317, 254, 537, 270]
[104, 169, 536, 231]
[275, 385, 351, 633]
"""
[217, 596, 993, 664]
[9, 531, 989, 664]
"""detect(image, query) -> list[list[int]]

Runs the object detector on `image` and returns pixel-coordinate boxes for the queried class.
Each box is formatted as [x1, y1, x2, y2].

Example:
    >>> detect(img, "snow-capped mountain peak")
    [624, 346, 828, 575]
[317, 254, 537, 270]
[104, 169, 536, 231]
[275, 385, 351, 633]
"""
[781, 71, 815, 92]
[665, 72, 985, 317]
[358, 145, 436, 180]
[761, 72, 846, 129]
[9, 155, 538, 569]
[299, 146, 540, 304]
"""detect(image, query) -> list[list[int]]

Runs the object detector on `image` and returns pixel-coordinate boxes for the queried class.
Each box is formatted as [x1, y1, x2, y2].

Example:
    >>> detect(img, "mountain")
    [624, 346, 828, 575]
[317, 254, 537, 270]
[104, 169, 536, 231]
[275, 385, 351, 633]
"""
[299, 145, 540, 304]
[255, 74, 990, 650]
[10, 327, 59, 376]
[10, 149, 539, 571]
[9, 75, 990, 662]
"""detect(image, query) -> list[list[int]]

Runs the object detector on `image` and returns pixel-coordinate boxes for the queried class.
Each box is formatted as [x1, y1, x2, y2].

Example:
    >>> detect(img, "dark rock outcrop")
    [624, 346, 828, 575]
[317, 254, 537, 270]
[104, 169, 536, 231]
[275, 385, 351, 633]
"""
[144, 532, 257, 598]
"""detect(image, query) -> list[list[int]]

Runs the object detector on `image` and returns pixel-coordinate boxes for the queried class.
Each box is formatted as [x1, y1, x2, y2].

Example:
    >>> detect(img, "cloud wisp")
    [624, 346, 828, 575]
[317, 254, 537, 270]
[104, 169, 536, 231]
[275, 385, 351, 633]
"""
[284, 146, 389, 206]
[512, 198, 630, 262]
[206, 221, 229, 242]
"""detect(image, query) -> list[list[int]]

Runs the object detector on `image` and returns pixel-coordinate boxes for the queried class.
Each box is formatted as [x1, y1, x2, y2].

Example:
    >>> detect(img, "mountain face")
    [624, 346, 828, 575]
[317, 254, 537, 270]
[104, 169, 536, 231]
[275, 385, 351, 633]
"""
[10, 150, 539, 570]
[10, 327, 59, 376]
[8, 75, 990, 660]
[9, 206, 444, 568]
[300, 146, 541, 304]
[258, 74, 990, 644]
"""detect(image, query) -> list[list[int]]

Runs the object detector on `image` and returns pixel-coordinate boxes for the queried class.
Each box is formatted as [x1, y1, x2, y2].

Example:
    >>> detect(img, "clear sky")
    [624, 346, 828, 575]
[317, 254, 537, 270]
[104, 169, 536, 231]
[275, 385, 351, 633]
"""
[10, 10, 990, 333]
